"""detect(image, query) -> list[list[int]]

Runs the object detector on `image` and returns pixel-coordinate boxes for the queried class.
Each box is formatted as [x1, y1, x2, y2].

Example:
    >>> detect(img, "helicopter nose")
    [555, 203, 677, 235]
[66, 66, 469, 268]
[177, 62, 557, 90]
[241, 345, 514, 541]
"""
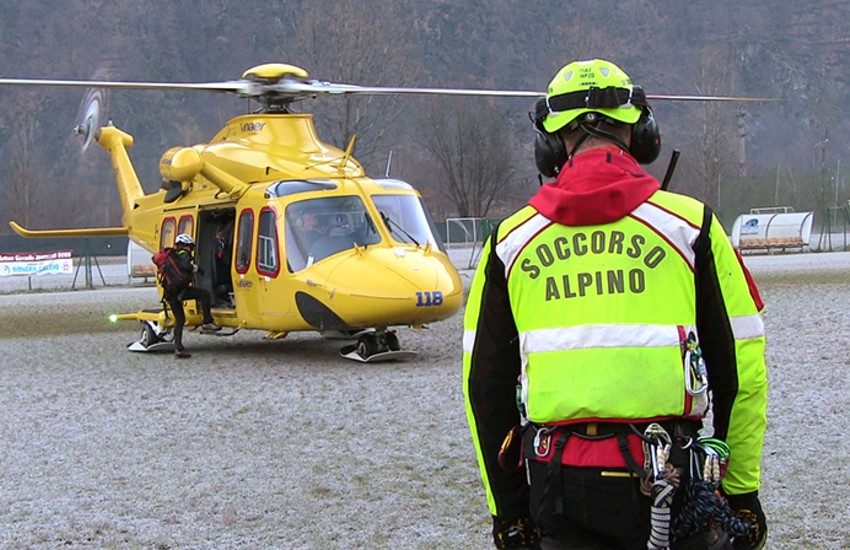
[326, 248, 463, 325]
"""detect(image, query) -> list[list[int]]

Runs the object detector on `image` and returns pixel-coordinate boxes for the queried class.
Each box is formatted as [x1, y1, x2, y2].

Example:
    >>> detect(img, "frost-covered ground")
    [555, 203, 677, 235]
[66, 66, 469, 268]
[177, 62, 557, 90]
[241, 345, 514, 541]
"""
[0, 251, 849, 548]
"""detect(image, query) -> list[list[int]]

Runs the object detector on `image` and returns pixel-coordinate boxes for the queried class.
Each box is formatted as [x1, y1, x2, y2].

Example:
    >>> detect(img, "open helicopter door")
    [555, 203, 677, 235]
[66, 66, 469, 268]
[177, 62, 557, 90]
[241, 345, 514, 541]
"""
[195, 208, 236, 309]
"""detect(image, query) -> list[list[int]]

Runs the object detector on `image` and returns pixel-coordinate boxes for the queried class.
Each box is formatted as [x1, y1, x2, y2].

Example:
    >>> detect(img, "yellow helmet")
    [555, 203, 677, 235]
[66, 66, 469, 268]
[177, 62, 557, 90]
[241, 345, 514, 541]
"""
[541, 59, 643, 133]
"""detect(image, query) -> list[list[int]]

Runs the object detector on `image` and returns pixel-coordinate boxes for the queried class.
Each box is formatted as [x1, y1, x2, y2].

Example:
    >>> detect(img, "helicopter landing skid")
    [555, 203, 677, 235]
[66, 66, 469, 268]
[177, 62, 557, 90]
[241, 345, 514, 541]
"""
[338, 329, 414, 362]
[127, 340, 175, 353]
[339, 345, 416, 363]
[127, 320, 174, 352]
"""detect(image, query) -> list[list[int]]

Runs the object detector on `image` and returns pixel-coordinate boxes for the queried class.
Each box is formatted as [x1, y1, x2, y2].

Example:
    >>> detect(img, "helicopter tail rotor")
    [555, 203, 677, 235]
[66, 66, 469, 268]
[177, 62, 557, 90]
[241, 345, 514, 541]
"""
[74, 86, 106, 152]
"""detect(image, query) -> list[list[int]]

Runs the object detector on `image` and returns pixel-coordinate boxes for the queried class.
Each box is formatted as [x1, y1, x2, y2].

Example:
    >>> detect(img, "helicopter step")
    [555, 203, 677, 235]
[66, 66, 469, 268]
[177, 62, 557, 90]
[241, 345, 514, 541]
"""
[339, 329, 416, 363]
[194, 325, 239, 336]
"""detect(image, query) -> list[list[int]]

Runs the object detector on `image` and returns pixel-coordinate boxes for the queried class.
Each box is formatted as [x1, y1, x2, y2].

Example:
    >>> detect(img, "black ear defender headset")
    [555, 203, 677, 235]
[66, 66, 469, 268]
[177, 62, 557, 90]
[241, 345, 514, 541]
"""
[531, 85, 661, 178]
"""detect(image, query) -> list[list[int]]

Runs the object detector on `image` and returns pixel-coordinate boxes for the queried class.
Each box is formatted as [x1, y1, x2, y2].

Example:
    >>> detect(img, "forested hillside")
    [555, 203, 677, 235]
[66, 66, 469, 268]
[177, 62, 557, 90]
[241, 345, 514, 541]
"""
[1, 0, 848, 230]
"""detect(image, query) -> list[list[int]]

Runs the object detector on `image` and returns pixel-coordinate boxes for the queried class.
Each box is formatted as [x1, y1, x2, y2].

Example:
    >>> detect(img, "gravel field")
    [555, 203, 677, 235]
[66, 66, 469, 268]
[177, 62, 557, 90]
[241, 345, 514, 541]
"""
[1, 250, 849, 548]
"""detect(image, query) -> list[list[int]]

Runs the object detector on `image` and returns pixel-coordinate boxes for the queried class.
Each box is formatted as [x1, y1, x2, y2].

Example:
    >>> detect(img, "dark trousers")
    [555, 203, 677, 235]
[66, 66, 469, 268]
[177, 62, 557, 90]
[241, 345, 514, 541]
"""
[166, 287, 214, 349]
[529, 459, 649, 549]
[528, 460, 730, 550]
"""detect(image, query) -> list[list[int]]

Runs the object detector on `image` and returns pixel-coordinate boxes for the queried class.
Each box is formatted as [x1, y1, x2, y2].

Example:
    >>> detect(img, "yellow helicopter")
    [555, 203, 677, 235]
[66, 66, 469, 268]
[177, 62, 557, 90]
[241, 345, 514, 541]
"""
[0, 63, 769, 360]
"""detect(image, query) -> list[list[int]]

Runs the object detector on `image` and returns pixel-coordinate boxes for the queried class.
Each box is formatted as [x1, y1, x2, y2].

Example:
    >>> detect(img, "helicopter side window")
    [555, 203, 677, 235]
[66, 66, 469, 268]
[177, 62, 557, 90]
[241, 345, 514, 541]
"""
[235, 209, 254, 274]
[256, 207, 280, 277]
[160, 217, 176, 249]
[285, 196, 380, 272]
[178, 214, 194, 237]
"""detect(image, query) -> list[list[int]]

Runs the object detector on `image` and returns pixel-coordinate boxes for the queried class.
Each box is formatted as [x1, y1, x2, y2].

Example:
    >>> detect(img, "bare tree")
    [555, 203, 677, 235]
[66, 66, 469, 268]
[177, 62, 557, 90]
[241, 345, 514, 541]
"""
[286, 0, 421, 169]
[689, 49, 737, 206]
[418, 99, 518, 218]
[2, 102, 47, 231]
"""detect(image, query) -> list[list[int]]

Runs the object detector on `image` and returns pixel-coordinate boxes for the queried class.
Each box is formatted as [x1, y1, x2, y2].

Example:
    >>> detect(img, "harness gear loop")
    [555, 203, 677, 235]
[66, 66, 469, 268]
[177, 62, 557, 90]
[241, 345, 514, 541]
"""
[642, 423, 678, 549]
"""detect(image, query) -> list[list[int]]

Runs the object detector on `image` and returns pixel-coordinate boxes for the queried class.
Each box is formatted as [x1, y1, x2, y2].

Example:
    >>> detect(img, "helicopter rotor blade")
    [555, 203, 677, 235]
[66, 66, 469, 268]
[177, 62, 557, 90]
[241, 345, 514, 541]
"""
[0, 77, 247, 94]
[269, 80, 544, 98]
[0, 76, 778, 103]
[645, 94, 780, 103]
[270, 80, 778, 102]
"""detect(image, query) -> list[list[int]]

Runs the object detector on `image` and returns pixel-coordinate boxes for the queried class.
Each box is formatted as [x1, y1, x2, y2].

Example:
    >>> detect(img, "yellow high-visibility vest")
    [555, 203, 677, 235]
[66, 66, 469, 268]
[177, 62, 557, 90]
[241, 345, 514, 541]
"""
[463, 190, 767, 516]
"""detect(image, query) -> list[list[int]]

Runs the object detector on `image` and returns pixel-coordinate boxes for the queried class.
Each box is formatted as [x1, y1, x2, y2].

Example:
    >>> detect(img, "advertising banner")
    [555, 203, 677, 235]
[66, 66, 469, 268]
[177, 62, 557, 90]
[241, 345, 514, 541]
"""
[0, 250, 74, 277]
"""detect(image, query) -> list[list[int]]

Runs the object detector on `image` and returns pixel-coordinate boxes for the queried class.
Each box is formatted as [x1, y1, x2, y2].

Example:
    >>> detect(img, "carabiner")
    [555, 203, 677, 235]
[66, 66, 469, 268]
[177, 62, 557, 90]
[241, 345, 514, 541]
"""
[684, 332, 709, 397]
[533, 426, 554, 458]
[497, 425, 524, 471]
[643, 423, 672, 480]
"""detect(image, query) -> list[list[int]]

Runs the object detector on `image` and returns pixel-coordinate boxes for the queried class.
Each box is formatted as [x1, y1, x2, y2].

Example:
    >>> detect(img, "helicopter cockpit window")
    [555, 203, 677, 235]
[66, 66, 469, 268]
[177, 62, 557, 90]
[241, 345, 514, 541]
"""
[285, 196, 381, 272]
[372, 195, 444, 251]
[256, 207, 280, 277]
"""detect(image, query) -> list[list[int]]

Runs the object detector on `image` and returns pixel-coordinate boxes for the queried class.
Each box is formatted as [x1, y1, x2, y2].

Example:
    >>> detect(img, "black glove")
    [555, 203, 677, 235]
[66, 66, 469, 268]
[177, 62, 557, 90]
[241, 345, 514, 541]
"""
[492, 515, 540, 549]
[726, 491, 767, 549]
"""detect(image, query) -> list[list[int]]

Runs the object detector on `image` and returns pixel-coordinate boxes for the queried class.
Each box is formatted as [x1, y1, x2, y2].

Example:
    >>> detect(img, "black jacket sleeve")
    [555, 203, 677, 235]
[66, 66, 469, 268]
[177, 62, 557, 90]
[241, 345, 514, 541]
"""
[463, 232, 528, 520]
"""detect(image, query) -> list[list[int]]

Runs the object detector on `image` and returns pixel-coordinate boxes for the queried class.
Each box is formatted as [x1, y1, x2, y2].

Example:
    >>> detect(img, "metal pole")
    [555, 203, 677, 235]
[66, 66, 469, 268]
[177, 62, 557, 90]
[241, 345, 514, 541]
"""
[84, 239, 93, 289]
[836, 159, 841, 206]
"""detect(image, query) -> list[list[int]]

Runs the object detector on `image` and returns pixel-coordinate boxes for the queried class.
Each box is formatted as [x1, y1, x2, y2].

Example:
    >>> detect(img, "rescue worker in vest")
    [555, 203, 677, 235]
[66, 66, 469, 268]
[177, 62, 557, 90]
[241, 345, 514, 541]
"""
[167, 233, 221, 358]
[463, 59, 768, 549]
[212, 219, 234, 304]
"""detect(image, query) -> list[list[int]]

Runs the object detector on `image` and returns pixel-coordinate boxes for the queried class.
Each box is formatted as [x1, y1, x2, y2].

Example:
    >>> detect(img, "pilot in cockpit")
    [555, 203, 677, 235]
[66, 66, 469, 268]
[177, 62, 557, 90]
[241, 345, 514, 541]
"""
[300, 209, 328, 248]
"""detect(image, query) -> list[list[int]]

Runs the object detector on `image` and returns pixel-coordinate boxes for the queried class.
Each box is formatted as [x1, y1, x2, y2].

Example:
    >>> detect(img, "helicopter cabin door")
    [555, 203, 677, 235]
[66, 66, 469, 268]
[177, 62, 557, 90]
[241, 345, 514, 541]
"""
[232, 206, 292, 330]
[254, 206, 292, 325]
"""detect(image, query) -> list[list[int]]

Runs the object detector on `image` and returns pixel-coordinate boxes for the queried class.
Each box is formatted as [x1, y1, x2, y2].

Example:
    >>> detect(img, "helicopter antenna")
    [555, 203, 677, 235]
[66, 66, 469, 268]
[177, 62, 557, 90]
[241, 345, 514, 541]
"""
[385, 150, 393, 177]
[338, 134, 358, 170]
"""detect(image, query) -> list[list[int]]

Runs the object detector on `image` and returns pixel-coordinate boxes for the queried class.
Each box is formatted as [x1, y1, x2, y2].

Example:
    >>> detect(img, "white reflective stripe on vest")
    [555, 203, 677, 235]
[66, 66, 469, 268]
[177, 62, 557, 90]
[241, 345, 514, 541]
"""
[495, 214, 551, 278]
[465, 316, 762, 358]
[462, 329, 477, 354]
[519, 323, 692, 355]
[731, 314, 765, 340]
[630, 202, 701, 270]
